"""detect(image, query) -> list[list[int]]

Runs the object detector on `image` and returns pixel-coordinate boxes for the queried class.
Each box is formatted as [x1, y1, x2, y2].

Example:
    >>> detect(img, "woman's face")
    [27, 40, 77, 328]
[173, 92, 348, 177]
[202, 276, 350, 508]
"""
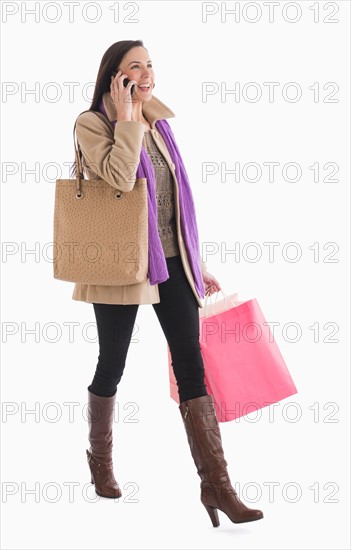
[118, 46, 155, 102]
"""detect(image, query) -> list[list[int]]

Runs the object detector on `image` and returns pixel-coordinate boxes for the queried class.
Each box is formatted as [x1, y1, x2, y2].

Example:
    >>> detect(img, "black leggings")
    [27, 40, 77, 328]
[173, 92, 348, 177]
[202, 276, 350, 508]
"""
[89, 255, 208, 403]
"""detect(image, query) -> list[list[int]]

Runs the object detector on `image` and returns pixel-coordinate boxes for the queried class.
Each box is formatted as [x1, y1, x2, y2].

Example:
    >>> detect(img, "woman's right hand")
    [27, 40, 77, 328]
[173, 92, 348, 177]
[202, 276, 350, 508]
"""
[110, 70, 136, 121]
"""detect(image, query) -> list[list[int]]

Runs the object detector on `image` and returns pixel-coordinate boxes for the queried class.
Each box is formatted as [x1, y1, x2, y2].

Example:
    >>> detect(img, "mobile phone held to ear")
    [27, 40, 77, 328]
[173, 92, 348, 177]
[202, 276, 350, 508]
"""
[111, 71, 135, 95]
[123, 78, 135, 95]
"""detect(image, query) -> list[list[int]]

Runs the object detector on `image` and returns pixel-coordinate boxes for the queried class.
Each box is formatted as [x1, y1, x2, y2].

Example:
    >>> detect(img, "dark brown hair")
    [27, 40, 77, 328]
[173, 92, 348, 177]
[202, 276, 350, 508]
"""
[70, 39, 145, 178]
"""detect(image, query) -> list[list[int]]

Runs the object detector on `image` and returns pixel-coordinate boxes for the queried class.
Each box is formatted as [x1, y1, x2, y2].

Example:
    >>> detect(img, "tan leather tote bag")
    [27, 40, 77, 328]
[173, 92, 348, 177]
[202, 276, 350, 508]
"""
[53, 110, 148, 286]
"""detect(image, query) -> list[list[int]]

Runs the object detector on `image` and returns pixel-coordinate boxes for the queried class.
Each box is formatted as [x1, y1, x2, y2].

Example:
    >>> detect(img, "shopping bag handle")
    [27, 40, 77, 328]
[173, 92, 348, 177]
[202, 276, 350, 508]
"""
[203, 289, 238, 317]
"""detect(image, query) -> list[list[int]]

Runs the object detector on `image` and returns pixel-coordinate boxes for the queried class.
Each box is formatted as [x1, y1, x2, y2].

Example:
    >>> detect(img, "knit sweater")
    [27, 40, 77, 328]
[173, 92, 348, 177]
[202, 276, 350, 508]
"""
[143, 130, 180, 258]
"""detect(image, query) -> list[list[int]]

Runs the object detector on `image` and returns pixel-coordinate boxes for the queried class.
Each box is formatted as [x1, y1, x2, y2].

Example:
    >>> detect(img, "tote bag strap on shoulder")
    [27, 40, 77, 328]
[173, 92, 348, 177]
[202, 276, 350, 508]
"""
[72, 109, 114, 194]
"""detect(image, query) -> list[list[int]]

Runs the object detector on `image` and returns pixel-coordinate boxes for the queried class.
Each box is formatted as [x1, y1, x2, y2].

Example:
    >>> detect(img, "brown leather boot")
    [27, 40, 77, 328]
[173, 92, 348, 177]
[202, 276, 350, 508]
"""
[179, 393, 264, 527]
[86, 386, 122, 499]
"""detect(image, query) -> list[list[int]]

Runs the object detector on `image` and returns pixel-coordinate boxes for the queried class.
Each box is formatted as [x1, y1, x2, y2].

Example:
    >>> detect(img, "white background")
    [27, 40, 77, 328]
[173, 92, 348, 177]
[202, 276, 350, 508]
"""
[1, 1, 350, 549]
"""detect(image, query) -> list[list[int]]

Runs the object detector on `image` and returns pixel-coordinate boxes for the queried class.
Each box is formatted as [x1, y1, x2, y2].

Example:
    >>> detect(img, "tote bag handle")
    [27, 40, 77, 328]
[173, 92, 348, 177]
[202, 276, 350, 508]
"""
[72, 109, 114, 198]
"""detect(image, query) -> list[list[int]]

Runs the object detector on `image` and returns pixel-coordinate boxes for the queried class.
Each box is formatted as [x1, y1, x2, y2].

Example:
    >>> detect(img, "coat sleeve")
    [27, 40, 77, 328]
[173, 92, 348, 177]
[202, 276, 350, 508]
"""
[199, 254, 208, 273]
[75, 112, 145, 192]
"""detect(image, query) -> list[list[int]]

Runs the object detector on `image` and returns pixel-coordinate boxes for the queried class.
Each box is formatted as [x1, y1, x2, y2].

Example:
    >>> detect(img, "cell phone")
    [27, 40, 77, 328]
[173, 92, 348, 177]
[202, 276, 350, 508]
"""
[111, 71, 135, 95]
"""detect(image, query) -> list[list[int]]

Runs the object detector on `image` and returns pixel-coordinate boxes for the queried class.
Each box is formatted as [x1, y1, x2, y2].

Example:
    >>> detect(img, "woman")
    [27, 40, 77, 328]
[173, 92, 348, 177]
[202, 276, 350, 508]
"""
[72, 40, 263, 527]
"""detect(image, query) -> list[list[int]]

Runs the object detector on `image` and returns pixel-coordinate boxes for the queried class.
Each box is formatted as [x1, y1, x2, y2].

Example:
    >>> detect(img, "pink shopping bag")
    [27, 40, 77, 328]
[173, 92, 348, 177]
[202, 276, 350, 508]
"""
[168, 291, 298, 422]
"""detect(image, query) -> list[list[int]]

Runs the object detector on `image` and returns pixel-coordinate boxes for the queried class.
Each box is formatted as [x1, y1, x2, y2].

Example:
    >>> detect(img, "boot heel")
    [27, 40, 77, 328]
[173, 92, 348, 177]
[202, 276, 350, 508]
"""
[203, 503, 220, 527]
[91, 474, 94, 484]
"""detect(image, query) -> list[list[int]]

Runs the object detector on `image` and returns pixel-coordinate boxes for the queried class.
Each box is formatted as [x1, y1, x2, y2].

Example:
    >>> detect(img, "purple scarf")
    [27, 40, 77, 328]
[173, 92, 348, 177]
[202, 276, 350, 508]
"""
[98, 99, 205, 299]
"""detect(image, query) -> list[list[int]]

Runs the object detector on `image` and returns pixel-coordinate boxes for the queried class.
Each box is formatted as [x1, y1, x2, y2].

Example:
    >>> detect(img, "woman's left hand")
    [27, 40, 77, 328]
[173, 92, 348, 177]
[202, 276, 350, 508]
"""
[202, 270, 222, 297]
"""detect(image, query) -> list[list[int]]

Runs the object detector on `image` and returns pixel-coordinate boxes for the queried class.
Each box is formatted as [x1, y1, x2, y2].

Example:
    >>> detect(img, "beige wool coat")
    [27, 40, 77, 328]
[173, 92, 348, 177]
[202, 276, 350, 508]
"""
[72, 91, 208, 307]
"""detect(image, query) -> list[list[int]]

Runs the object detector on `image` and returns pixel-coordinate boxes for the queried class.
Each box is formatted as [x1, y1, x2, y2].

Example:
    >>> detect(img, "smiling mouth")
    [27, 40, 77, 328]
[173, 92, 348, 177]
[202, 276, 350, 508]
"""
[137, 84, 151, 91]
